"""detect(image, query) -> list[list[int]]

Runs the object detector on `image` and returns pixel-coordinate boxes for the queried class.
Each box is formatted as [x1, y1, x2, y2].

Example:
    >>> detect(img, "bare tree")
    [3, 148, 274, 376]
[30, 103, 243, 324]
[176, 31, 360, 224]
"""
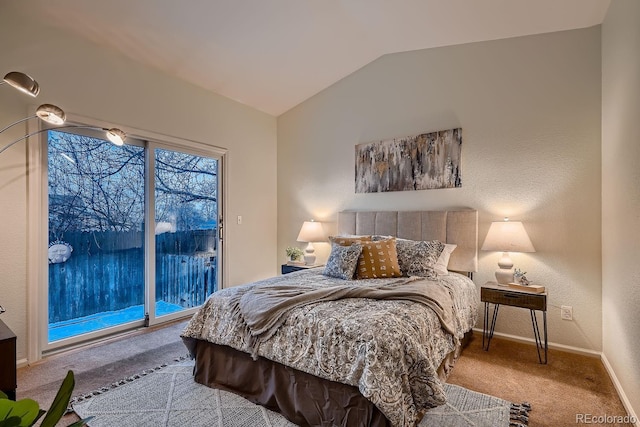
[48, 130, 218, 239]
[155, 148, 218, 230]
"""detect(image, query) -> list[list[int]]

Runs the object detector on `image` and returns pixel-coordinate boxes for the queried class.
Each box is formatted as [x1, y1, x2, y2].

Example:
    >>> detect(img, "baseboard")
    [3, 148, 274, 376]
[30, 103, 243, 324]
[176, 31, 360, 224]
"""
[471, 327, 601, 357]
[16, 358, 29, 369]
[601, 353, 639, 427]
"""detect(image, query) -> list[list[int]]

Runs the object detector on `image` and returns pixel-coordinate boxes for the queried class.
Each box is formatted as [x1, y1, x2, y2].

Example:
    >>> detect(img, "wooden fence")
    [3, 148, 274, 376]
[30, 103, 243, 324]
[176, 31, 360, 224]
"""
[48, 230, 217, 323]
[51, 229, 216, 255]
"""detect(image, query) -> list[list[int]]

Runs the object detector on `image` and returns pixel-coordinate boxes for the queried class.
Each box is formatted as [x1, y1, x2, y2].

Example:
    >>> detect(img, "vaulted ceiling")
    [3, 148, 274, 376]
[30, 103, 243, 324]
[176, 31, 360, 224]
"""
[5, 0, 611, 116]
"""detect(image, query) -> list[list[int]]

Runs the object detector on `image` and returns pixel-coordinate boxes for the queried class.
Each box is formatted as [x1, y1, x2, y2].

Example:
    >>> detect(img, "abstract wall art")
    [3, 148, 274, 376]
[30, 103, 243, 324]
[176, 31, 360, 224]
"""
[355, 127, 462, 193]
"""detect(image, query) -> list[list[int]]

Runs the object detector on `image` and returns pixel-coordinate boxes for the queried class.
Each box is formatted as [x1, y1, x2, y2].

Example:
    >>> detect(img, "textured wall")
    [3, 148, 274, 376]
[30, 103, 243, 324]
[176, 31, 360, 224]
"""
[0, 7, 278, 362]
[602, 0, 640, 418]
[278, 28, 602, 351]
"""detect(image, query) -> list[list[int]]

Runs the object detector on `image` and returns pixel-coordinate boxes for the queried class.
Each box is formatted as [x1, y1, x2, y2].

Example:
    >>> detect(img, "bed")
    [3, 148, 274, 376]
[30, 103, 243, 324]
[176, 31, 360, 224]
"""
[181, 210, 478, 427]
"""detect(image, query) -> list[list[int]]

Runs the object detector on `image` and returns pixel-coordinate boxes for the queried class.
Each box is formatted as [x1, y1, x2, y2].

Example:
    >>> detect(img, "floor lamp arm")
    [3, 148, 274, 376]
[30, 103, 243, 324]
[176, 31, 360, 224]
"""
[0, 114, 37, 135]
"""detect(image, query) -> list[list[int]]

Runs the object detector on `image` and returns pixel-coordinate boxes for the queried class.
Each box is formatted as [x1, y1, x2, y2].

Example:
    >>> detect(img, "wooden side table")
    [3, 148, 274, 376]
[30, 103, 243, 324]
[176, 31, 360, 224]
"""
[481, 282, 548, 364]
[281, 264, 323, 274]
[0, 319, 17, 399]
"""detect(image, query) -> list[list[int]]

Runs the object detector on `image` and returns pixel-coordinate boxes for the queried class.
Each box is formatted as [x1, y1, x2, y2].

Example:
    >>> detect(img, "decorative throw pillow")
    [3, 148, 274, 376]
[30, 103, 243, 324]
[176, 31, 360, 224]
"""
[395, 239, 445, 279]
[329, 235, 372, 246]
[356, 238, 402, 279]
[433, 244, 457, 276]
[323, 242, 363, 280]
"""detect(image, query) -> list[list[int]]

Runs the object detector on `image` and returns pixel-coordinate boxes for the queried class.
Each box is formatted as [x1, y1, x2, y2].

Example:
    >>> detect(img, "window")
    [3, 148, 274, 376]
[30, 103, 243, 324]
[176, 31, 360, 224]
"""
[44, 126, 223, 348]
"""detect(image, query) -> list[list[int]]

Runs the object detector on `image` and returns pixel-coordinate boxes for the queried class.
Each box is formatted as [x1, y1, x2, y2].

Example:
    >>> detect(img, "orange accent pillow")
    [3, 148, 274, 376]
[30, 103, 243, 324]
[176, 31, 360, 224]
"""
[329, 235, 372, 246]
[356, 238, 402, 279]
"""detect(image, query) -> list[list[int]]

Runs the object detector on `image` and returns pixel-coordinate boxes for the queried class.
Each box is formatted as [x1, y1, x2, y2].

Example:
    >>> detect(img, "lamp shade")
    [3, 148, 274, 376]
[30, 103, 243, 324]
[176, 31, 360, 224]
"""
[3, 71, 40, 97]
[481, 219, 535, 253]
[106, 128, 126, 146]
[296, 220, 325, 243]
[36, 104, 66, 125]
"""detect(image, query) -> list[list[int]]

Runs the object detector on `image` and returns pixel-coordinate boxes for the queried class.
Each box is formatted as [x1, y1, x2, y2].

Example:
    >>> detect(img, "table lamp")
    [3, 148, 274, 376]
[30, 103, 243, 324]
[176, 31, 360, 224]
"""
[481, 217, 535, 285]
[296, 220, 325, 265]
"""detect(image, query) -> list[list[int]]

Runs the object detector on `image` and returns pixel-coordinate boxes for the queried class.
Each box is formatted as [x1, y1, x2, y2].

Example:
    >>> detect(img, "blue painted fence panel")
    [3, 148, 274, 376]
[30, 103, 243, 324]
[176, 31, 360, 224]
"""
[48, 230, 217, 323]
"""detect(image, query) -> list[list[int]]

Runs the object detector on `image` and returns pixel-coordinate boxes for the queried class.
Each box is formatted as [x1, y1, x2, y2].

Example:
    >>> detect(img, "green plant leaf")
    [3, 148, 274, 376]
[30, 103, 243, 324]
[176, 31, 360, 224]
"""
[39, 370, 75, 427]
[0, 416, 22, 427]
[65, 416, 93, 427]
[0, 398, 40, 426]
[30, 410, 45, 426]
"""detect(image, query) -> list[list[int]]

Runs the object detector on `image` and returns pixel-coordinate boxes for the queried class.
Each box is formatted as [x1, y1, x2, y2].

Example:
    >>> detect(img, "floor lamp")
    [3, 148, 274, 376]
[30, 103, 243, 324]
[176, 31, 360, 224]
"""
[0, 71, 127, 315]
[1, 71, 127, 156]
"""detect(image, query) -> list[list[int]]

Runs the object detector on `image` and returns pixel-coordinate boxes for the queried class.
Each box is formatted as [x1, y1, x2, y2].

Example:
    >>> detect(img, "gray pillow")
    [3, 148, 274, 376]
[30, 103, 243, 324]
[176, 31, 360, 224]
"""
[323, 242, 363, 280]
[395, 239, 445, 279]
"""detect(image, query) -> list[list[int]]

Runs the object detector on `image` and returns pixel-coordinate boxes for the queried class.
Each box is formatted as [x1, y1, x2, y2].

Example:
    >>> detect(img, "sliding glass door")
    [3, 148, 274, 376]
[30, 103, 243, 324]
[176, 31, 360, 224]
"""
[153, 148, 219, 318]
[46, 129, 221, 346]
[47, 130, 146, 342]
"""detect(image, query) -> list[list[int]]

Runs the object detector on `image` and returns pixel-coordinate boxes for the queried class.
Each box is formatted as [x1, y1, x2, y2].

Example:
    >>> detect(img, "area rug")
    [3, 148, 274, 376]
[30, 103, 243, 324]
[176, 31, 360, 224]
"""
[72, 360, 530, 426]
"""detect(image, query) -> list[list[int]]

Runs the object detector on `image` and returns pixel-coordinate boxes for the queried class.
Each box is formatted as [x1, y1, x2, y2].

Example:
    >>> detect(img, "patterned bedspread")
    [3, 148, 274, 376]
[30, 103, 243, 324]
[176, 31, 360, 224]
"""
[181, 269, 478, 427]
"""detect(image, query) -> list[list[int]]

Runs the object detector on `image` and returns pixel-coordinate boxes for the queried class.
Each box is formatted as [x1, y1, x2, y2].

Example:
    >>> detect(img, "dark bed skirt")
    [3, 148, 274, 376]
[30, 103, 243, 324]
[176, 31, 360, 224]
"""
[190, 331, 472, 427]
[192, 340, 391, 427]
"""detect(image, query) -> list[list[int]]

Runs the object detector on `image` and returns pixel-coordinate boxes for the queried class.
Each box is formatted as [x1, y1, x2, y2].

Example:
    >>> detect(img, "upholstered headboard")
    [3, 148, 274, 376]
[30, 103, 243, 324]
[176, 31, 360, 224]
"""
[337, 210, 478, 273]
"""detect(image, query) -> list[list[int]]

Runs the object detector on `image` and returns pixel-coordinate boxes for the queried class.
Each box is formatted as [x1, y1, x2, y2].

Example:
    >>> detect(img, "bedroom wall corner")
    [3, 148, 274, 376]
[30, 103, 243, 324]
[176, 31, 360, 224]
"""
[277, 28, 603, 352]
[602, 0, 640, 422]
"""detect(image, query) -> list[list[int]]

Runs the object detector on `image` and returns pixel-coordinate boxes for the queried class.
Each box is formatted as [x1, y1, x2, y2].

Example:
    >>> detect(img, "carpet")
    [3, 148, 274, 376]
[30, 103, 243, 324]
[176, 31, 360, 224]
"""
[72, 360, 530, 427]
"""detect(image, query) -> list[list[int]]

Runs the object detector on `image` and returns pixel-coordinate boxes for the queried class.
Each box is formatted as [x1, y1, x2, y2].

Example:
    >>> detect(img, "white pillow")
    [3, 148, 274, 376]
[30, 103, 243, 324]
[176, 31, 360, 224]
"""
[434, 244, 457, 275]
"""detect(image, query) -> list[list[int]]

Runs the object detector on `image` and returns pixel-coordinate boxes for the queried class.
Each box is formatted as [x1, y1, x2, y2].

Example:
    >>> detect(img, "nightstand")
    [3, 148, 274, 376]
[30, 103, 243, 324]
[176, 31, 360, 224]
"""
[0, 319, 17, 399]
[481, 282, 548, 364]
[281, 264, 323, 274]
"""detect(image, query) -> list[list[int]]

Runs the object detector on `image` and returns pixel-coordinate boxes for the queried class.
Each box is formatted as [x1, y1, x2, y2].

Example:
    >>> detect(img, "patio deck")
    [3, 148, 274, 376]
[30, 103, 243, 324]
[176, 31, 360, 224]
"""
[49, 300, 184, 342]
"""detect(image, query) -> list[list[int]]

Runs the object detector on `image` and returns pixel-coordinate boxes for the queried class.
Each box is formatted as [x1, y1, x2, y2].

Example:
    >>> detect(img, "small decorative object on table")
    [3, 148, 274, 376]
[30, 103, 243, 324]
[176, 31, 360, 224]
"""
[285, 246, 305, 265]
[508, 269, 545, 293]
[513, 268, 529, 285]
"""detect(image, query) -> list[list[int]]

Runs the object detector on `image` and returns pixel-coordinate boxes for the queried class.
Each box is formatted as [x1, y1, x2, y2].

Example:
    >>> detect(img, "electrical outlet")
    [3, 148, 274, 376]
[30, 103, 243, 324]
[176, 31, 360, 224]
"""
[237, 215, 242, 225]
[561, 305, 573, 320]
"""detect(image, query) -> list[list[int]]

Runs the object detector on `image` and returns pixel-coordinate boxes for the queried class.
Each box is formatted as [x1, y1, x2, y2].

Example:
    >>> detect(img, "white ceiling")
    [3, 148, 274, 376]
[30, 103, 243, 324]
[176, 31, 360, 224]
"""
[7, 0, 610, 116]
